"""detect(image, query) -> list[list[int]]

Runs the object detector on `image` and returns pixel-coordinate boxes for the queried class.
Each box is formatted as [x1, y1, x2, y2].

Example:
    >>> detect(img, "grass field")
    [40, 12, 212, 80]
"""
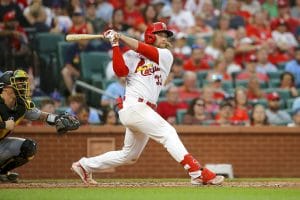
[1, 179, 300, 200]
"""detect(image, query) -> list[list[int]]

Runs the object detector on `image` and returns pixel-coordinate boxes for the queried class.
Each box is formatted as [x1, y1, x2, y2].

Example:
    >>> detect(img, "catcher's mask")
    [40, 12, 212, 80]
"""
[0, 69, 34, 109]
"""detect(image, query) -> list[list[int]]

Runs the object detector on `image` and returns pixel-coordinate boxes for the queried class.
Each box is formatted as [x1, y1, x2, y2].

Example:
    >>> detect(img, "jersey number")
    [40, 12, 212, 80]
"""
[155, 75, 162, 86]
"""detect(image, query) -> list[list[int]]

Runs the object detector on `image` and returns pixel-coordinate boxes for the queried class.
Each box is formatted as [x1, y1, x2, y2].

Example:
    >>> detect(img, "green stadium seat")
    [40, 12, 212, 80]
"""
[222, 81, 233, 92]
[55, 106, 69, 114]
[269, 79, 280, 88]
[267, 71, 283, 80]
[276, 62, 287, 70]
[57, 41, 74, 69]
[172, 78, 184, 86]
[197, 70, 209, 87]
[80, 52, 111, 82]
[186, 34, 196, 47]
[32, 96, 51, 109]
[235, 80, 248, 88]
[176, 109, 187, 124]
[265, 88, 291, 101]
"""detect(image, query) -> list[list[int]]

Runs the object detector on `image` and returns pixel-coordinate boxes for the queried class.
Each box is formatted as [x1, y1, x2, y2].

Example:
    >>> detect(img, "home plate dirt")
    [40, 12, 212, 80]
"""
[1, 180, 300, 189]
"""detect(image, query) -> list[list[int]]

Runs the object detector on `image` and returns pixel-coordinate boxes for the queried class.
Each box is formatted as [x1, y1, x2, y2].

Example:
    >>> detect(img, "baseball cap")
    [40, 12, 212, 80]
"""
[278, 0, 289, 8]
[50, 90, 63, 102]
[267, 92, 280, 101]
[3, 11, 16, 22]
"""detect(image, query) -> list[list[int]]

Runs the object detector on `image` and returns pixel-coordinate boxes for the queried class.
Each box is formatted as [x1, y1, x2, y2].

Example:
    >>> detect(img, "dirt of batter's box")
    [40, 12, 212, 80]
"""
[1, 181, 300, 189]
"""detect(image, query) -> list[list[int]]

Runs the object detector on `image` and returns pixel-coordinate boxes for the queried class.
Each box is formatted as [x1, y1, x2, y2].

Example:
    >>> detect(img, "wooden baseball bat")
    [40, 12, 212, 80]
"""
[65, 34, 104, 41]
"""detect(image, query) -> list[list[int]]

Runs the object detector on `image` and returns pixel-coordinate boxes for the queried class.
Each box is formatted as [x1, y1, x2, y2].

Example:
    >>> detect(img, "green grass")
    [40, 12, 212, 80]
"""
[1, 187, 300, 200]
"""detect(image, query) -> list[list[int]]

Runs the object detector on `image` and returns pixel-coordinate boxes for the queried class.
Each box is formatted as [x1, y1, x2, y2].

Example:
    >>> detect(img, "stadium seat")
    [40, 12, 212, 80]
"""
[267, 71, 283, 80]
[276, 62, 287, 70]
[186, 34, 196, 47]
[32, 96, 51, 109]
[57, 41, 74, 69]
[80, 52, 111, 82]
[222, 81, 233, 92]
[265, 88, 291, 101]
[172, 78, 184, 86]
[235, 80, 248, 88]
[249, 98, 268, 108]
[197, 70, 209, 87]
[176, 109, 187, 124]
[286, 98, 295, 109]
[269, 79, 280, 88]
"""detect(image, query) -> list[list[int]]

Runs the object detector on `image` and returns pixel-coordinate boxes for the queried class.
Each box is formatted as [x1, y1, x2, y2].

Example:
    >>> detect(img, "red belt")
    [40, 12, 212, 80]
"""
[137, 97, 156, 110]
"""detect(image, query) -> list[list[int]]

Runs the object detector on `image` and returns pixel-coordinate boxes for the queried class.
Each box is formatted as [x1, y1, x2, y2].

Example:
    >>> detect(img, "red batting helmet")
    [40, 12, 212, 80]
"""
[144, 22, 173, 44]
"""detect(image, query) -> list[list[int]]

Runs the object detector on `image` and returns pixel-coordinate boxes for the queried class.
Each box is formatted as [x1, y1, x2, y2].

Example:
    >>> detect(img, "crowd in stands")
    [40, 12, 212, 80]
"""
[1, 0, 300, 126]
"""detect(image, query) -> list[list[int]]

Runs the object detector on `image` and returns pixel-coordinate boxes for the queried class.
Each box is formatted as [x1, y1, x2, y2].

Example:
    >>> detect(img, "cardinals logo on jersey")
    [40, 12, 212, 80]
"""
[135, 60, 161, 76]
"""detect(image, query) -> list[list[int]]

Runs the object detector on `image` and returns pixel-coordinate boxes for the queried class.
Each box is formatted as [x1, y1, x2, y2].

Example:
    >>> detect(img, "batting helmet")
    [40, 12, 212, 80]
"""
[144, 22, 173, 44]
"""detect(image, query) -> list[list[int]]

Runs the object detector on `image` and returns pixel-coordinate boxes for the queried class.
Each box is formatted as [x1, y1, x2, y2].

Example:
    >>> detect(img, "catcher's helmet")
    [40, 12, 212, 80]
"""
[0, 69, 34, 109]
[144, 22, 173, 44]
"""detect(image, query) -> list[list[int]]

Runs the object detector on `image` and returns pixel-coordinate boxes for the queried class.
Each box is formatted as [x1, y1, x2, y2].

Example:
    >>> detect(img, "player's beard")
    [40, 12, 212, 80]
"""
[157, 41, 172, 49]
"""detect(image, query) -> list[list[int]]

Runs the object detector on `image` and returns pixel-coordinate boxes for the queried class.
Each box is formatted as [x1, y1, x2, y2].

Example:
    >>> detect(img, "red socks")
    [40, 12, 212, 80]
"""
[180, 154, 201, 172]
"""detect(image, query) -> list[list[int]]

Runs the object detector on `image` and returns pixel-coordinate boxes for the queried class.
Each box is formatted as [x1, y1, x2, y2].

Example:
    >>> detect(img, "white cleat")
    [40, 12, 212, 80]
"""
[71, 162, 98, 185]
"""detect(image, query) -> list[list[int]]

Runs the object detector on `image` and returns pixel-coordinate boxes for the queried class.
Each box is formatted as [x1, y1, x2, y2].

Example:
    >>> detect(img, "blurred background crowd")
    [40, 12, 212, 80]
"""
[1, 0, 300, 127]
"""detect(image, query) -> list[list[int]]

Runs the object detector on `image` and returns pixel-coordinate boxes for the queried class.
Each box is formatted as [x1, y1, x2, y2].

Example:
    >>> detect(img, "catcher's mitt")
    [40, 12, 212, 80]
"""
[55, 112, 80, 135]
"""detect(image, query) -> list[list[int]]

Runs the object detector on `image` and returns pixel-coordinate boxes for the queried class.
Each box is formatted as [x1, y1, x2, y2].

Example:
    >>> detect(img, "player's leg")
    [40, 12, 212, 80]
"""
[72, 127, 149, 184]
[0, 137, 37, 183]
[120, 104, 224, 185]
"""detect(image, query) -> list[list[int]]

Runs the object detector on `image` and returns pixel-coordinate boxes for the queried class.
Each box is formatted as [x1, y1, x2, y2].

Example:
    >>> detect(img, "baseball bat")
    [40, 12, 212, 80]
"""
[65, 34, 104, 41]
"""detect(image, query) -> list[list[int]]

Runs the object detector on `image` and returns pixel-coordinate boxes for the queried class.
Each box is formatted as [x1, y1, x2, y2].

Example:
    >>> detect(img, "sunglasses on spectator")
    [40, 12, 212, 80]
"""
[195, 103, 205, 106]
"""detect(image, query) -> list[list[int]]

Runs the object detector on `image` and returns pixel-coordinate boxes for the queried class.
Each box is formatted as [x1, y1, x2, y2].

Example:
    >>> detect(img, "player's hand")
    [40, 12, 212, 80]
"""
[103, 29, 120, 47]
[5, 119, 15, 130]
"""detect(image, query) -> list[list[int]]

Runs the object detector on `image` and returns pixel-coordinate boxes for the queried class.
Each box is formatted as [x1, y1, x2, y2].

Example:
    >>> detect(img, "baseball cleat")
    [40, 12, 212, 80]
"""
[191, 168, 224, 185]
[0, 172, 19, 183]
[71, 162, 97, 185]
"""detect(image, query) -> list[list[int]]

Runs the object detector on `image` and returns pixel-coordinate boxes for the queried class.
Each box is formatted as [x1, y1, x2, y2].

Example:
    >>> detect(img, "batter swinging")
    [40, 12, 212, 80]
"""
[71, 22, 224, 185]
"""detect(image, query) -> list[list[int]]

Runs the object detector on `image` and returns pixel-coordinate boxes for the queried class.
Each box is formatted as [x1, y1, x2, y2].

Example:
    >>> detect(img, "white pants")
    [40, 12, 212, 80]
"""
[79, 96, 188, 172]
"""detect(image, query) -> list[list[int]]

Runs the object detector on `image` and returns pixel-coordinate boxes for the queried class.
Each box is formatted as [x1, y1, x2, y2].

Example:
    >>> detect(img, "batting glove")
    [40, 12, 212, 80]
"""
[104, 29, 120, 47]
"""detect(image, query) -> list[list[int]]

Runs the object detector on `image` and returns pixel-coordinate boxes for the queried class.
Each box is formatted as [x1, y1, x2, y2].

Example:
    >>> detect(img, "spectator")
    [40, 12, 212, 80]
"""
[237, 54, 269, 82]
[100, 77, 126, 107]
[85, 0, 106, 34]
[172, 32, 192, 60]
[207, 55, 232, 81]
[40, 98, 55, 113]
[183, 44, 210, 72]
[170, 57, 185, 79]
[122, 0, 144, 30]
[182, 97, 213, 125]
[271, 19, 298, 51]
[201, 0, 219, 29]
[184, 0, 204, 15]
[0, 11, 31, 71]
[224, 0, 246, 29]
[255, 48, 277, 74]
[61, 40, 97, 94]
[201, 85, 220, 114]
[265, 92, 292, 125]
[66, 0, 83, 17]
[206, 73, 227, 101]
[50, 90, 63, 110]
[177, 71, 201, 102]
[50, 3, 73, 34]
[0, 0, 29, 27]
[218, 14, 237, 41]
[187, 12, 214, 37]
[68, 10, 94, 34]
[66, 93, 101, 124]
[137, 4, 158, 33]
[151, 0, 167, 16]
[231, 87, 250, 125]
[157, 86, 188, 124]
[246, 76, 265, 100]
[292, 96, 300, 110]
[205, 30, 227, 60]
[224, 47, 242, 76]
[169, 0, 195, 32]
[214, 100, 234, 126]
[246, 11, 272, 45]
[95, 0, 114, 23]
[280, 72, 299, 97]
[76, 104, 90, 125]
[102, 108, 119, 125]
[250, 104, 269, 126]
[285, 46, 300, 87]
[240, 0, 262, 15]
[291, 0, 300, 18]
[23, 0, 52, 32]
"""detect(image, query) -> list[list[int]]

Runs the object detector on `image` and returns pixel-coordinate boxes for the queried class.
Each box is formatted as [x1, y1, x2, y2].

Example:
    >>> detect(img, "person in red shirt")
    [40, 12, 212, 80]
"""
[122, 0, 144, 30]
[68, 10, 94, 34]
[178, 71, 201, 102]
[231, 87, 250, 125]
[246, 75, 266, 100]
[157, 86, 188, 124]
[183, 44, 210, 72]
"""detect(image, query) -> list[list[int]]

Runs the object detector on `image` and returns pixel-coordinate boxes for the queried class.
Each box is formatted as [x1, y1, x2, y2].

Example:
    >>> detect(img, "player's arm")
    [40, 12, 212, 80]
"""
[24, 108, 80, 135]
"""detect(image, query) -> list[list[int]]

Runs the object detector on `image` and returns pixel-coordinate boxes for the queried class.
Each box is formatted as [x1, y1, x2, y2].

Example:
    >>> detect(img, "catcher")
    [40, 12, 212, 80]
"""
[0, 69, 80, 183]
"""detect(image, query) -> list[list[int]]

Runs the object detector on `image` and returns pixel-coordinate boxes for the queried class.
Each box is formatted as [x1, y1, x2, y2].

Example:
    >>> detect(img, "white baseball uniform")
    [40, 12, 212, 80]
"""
[79, 47, 190, 172]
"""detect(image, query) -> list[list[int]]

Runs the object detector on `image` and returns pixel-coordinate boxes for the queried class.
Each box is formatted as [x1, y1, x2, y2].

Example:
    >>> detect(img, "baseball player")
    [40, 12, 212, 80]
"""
[0, 69, 80, 183]
[71, 22, 224, 185]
